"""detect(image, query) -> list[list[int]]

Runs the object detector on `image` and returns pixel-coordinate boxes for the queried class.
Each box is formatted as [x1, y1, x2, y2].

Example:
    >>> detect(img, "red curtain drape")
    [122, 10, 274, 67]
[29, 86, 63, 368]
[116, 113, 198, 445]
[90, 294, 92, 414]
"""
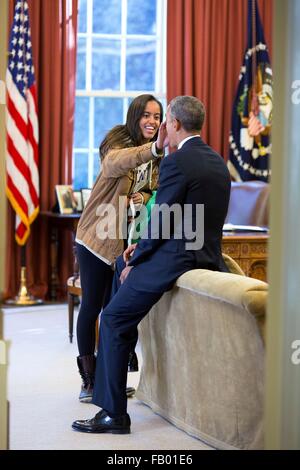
[6, 0, 78, 299]
[167, 0, 273, 161]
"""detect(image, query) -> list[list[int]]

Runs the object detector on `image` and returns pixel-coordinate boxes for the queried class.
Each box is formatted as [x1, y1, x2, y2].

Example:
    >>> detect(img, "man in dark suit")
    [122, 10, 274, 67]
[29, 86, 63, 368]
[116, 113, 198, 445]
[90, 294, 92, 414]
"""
[72, 96, 231, 434]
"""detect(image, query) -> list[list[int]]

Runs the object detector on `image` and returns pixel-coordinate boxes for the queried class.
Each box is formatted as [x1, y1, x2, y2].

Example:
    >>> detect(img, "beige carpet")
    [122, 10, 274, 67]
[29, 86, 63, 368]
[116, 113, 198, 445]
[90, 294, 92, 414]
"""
[3, 304, 213, 450]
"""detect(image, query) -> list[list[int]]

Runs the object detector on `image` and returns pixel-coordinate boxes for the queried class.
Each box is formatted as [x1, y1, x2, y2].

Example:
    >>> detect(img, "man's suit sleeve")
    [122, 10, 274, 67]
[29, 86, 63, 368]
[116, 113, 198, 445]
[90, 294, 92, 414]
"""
[128, 156, 186, 267]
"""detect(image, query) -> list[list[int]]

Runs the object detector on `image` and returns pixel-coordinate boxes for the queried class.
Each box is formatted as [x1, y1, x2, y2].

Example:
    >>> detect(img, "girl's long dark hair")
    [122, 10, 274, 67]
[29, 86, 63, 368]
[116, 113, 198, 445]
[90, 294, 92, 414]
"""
[99, 94, 163, 160]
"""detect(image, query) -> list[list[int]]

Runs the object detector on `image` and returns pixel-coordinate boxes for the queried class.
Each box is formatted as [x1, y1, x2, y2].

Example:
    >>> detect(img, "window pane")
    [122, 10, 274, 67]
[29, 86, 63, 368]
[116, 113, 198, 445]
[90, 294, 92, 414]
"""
[92, 39, 121, 90]
[74, 97, 89, 148]
[127, 0, 156, 35]
[76, 37, 86, 89]
[93, 0, 121, 34]
[94, 98, 123, 148]
[93, 152, 101, 182]
[73, 152, 89, 189]
[126, 40, 156, 91]
[78, 0, 87, 33]
[73, 0, 165, 193]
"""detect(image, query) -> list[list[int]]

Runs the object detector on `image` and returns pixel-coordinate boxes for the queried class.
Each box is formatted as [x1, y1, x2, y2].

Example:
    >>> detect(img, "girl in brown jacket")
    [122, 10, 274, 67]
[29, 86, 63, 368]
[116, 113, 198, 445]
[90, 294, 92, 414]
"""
[75, 94, 164, 402]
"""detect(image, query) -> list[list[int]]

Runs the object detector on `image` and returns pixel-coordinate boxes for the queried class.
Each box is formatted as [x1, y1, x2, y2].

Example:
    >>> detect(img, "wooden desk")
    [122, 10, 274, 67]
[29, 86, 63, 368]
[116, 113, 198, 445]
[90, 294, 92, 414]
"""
[222, 231, 269, 282]
[40, 212, 81, 300]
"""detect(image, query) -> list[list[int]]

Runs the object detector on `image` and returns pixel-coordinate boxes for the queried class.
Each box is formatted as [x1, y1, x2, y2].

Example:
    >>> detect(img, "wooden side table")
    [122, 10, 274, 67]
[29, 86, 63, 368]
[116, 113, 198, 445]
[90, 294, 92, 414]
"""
[40, 212, 81, 300]
[222, 231, 269, 282]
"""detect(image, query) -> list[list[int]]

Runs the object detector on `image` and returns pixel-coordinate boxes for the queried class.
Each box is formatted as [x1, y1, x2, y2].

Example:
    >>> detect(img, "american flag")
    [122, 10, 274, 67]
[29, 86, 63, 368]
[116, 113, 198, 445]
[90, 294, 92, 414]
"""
[6, 0, 39, 245]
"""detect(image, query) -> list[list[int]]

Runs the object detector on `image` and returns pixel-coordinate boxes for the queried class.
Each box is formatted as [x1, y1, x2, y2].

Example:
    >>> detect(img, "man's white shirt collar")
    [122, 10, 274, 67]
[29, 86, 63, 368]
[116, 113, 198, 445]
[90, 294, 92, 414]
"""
[178, 135, 201, 150]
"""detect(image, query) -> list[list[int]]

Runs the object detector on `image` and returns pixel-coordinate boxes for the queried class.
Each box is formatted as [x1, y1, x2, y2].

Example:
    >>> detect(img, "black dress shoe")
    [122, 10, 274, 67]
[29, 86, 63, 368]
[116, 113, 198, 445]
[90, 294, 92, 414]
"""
[72, 409, 131, 434]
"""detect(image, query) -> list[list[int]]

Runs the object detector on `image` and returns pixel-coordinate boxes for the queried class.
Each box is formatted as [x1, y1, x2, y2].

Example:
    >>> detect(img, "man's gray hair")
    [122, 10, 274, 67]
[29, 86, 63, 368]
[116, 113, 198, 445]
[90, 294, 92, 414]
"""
[169, 96, 205, 132]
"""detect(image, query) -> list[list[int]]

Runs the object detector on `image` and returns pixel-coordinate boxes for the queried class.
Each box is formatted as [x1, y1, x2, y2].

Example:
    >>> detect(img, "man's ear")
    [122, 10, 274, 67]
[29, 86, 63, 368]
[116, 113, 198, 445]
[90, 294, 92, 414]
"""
[174, 118, 181, 132]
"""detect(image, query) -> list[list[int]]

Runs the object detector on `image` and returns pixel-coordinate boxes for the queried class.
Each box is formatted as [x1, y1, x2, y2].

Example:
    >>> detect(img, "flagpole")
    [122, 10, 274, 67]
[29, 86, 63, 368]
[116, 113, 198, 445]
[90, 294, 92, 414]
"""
[251, 0, 259, 115]
[5, 244, 43, 306]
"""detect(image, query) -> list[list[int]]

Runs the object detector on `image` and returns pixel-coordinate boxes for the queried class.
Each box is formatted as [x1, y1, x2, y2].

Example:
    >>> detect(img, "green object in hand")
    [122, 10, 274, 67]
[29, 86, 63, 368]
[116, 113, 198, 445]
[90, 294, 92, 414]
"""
[131, 191, 156, 243]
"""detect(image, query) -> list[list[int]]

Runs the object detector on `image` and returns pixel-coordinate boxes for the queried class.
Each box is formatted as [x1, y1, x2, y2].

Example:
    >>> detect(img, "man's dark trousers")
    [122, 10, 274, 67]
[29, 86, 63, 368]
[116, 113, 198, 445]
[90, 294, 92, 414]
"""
[93, 250, 197, 415]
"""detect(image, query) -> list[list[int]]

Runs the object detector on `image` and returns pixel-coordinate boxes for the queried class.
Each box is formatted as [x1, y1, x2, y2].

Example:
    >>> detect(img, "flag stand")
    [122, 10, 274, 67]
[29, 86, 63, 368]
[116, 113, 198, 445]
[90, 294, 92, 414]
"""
[5, 246, 43, 306]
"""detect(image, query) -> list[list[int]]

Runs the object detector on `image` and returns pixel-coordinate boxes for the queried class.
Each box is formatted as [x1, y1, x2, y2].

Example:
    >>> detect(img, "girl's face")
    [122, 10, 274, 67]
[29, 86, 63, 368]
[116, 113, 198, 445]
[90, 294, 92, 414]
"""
[139, 100, 161, 143]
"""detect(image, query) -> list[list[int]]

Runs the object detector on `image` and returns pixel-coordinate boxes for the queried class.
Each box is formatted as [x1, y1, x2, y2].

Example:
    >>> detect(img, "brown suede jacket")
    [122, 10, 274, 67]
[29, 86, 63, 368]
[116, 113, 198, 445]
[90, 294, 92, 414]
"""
[76, 142, 160, 265]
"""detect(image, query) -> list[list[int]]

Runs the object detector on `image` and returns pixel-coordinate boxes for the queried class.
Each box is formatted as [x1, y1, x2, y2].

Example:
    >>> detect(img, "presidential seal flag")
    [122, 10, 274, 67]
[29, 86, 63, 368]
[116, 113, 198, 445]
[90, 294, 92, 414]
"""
[228, 0, 272, 182]
[6, 0, 39, 245]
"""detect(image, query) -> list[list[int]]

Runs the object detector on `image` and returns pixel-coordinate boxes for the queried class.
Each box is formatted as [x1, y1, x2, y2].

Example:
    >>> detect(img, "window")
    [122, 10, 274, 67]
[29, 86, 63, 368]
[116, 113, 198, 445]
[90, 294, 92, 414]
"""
[73, 0, 167, 190]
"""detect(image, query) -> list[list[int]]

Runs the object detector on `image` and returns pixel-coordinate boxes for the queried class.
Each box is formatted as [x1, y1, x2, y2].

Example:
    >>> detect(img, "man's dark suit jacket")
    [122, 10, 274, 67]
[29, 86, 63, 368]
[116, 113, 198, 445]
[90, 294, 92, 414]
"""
[127, 136, 231, 292]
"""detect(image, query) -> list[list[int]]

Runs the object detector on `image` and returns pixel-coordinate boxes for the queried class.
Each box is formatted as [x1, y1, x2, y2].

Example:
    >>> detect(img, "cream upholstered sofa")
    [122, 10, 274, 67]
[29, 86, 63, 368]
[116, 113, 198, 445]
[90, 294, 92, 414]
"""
[136, 268, 267, 450]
